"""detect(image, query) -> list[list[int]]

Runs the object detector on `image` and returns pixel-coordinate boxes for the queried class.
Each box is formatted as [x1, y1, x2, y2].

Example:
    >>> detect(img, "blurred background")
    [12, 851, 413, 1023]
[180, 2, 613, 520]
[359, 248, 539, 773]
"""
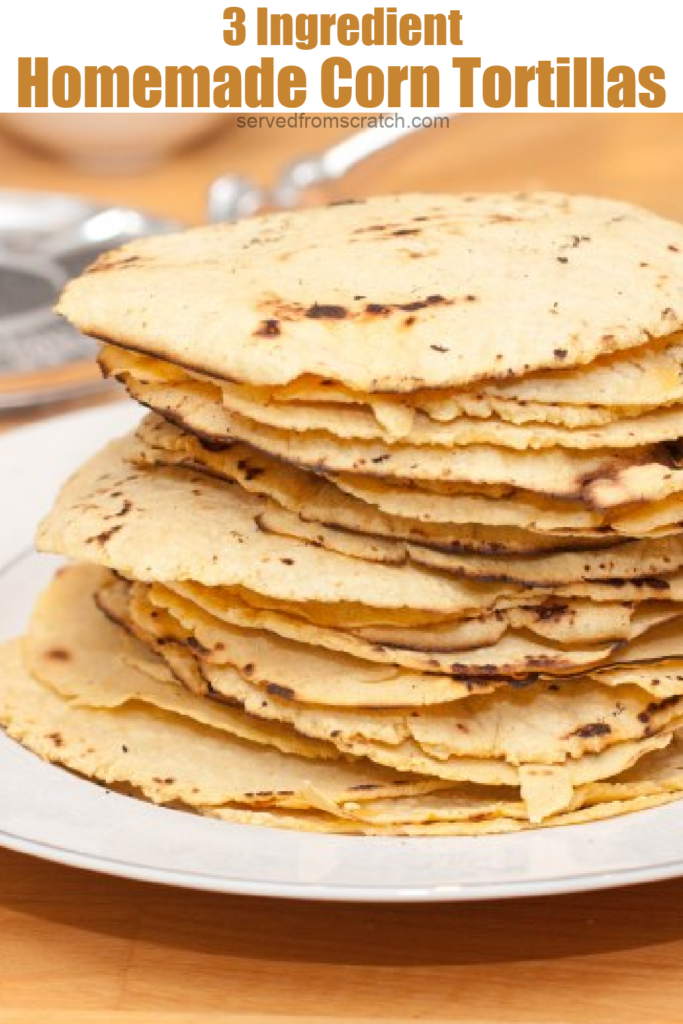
[1, 111, 682, 426]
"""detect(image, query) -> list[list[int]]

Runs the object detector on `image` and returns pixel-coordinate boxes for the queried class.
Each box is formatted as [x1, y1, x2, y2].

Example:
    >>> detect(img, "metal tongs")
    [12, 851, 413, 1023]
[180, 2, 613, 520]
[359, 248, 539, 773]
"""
[207, 120, 444, 222]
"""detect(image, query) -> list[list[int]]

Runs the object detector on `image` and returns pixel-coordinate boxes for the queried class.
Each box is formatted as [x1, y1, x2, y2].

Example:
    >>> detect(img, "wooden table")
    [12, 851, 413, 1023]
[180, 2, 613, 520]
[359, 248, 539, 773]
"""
[2, 113, 683, 1023]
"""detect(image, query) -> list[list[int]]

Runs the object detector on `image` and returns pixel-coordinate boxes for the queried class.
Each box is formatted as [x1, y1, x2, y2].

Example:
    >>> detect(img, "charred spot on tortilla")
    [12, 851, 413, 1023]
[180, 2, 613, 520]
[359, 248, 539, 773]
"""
[254, 319, 281, 337]
[305, 304, 348, 320]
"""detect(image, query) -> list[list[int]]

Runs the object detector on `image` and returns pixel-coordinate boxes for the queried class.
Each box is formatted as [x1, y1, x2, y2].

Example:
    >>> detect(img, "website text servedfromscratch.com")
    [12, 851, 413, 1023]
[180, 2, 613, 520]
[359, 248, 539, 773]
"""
[235, 113, 450, 128]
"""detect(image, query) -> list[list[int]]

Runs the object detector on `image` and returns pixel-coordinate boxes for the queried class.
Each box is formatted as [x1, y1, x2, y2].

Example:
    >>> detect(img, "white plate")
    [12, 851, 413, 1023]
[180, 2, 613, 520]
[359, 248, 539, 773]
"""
[3, 404, 683, 902]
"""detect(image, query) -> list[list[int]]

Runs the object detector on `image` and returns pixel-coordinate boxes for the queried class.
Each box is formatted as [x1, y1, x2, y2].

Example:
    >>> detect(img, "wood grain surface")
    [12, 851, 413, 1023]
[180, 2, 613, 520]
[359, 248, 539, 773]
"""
[2, 112, 683, 1022]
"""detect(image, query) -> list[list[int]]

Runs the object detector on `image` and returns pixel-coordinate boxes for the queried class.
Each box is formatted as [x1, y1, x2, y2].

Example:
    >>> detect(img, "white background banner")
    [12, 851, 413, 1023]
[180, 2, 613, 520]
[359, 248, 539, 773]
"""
[0, 0, 679, 112]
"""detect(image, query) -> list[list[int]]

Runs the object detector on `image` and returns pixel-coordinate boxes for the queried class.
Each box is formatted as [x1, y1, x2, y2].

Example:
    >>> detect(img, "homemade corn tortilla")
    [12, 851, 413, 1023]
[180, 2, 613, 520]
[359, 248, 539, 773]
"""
[330, 471, 683, 538]
[164, 576, 683, 677]
[330, 470, 604, 529]
[133, 415, 625, 554]
[137, 579, 683, 704]
[20, 584, 463, 807]
[142, 578, 683, 699]
[105, 340, 679, 438]
[480, 333, 683, 408]
[58, 192, 683, 393]
[117, 603, 674, 823]
[117, 579, 683, 769]
[122, 375, 678, 500]
[39, 567, 680, 823]
[34, 189, 683, 834]
[136, 632, 675, 822]
[8, 613, 683, 831]
[25, 565, 336, 762]
[254, 505, 616, 569]
[108, 574, 497, 708]
[102, 337, 683, 436]
[213, 789, 683, 833]
[39, 436, 528, 615]
[127, 579, 681, 708]
[218, 381, 683, 449]
[132, 392, 683, 516]
[6, 637, 683, 832]
[145, 575, 663, 654]
[151, 583, 632, 679]
[404, 334, 683, 423]
[409, 533, 683, 585]
[194, 655, 683, 770]
[2, 642, 447, 814]
[247, 333, 683, 420]
[417, 393, 654, 427]
[348, 731, 683, 826]
[334, 601, 682, 650]
[258, 503, 683, 585]
[138, 586, 612, 688]
[102, 343, 683, 452]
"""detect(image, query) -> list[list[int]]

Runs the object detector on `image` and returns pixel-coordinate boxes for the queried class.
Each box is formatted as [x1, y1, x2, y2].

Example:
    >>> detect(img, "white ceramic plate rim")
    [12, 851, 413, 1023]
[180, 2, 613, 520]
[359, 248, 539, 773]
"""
[3, 403, 683, 902]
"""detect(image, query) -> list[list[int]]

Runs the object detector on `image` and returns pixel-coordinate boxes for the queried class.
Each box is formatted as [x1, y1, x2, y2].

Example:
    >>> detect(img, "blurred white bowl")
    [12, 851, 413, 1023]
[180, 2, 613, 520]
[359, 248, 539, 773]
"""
[0, 112, 229, 172]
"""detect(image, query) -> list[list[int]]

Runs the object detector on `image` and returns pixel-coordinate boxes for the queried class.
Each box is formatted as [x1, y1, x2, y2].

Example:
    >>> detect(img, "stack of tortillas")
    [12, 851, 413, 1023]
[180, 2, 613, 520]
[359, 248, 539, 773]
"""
[7, 191, 683, 834]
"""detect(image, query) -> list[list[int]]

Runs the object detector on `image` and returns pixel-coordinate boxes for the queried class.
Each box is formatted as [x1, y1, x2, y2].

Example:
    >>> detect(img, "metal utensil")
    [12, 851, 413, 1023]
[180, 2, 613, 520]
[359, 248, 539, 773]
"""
[207, 120, 440, 222]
